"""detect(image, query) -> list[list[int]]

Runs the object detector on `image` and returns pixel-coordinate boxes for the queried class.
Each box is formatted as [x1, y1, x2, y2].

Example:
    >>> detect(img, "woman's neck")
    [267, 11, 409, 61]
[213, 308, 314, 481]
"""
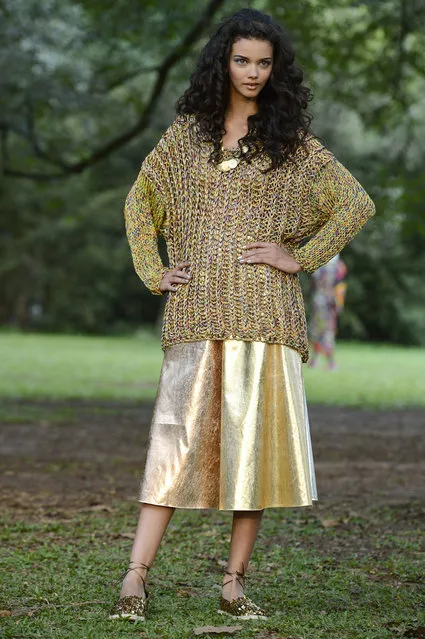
[225, 90, 258, 123]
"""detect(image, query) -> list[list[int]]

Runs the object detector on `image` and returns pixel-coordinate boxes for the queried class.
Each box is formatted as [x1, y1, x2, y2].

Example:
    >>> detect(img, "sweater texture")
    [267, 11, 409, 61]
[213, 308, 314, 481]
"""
[124, 116, 375, 361]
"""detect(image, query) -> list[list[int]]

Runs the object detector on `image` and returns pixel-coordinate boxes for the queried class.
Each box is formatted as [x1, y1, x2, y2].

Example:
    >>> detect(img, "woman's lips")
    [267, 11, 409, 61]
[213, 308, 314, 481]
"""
[244, 84, 259, 89]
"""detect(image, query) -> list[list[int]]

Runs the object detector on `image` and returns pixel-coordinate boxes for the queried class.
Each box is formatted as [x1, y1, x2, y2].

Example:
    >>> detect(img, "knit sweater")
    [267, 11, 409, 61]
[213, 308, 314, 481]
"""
[125, 116, 375, 361]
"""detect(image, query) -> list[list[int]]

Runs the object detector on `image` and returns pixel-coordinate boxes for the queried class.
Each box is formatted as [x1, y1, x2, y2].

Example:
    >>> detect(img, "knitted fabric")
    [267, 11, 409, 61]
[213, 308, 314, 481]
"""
[124, 116, 375, 362]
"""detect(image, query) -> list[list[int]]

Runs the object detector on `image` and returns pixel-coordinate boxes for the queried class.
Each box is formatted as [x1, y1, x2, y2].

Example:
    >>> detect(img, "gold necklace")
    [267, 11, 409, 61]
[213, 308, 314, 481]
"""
[217, 145, 248, 172]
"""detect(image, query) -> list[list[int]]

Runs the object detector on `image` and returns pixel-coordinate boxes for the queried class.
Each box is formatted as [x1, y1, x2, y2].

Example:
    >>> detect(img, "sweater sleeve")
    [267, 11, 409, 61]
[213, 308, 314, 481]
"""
[124, 169, 168, 295]
[293, 157, 375, 273]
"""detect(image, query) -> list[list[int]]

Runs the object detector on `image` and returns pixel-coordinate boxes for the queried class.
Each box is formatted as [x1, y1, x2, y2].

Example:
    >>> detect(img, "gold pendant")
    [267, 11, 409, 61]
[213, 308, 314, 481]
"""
[218, 158, 240, 172]
[217, 145, 249, 172]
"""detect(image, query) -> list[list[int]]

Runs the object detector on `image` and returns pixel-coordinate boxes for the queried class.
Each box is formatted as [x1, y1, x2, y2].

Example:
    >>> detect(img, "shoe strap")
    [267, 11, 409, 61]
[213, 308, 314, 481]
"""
[129, 561, 150, 572]
[118, 561, 151, 589]
[223, 567, 245, 589]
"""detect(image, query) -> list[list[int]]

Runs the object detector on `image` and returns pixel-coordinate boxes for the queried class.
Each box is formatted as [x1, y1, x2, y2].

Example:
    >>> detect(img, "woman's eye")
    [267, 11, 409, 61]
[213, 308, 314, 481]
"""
[234, 59, 271, 67]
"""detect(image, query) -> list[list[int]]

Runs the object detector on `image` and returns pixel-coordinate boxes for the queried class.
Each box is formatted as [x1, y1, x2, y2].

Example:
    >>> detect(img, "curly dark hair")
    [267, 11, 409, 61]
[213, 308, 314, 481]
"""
[176, 8, 312, 170]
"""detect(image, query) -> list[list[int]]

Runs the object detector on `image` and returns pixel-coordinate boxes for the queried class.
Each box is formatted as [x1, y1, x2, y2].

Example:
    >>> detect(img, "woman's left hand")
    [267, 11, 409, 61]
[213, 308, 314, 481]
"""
[239, 242, 301, 274]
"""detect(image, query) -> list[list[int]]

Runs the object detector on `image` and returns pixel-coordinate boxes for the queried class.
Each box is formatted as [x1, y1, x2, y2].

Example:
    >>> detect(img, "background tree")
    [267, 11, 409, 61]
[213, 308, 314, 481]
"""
[1, 0, 424, 343]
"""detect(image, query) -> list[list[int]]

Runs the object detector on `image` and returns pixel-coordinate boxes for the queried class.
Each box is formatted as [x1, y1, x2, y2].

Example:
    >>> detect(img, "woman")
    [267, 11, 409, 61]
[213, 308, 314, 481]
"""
[110, 8, 375, 622]
[309, 254, 348, 370]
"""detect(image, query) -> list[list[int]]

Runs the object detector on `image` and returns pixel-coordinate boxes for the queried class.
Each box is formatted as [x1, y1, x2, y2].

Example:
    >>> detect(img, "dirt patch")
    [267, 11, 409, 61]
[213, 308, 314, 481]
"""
[1, 401, 424, 518]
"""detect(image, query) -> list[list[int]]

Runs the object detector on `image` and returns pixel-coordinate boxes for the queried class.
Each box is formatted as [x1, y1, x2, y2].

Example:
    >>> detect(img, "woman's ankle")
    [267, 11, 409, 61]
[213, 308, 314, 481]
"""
[221, 571, 244, 602]
[119, 567, 148, 599]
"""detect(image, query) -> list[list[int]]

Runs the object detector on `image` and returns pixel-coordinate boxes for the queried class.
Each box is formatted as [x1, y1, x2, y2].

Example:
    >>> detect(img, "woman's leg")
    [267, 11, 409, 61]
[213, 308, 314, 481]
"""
[120, 503, 175, 598]
[327, 352, 336, 370]
[222, 510, 264, 601]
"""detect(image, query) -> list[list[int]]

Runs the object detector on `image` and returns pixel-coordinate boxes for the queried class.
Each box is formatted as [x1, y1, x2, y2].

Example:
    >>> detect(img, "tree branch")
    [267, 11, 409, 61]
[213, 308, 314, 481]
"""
[393, 0, 408, 99]
[25, 98, 72, 170]
[0, 126, 9, 172]
[3, 0, 226, 181]
[103, 65, 160, 92]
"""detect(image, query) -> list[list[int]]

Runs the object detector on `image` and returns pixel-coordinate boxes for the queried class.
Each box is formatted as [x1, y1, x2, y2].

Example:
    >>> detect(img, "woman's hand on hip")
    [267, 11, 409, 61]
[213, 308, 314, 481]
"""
[160, 261, 191, 293]
[239, 242, 301, 274]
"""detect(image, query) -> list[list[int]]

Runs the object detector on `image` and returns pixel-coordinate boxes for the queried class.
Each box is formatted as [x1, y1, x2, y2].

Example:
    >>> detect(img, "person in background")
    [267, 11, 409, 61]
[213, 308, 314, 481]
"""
[308, 254, 348, 370]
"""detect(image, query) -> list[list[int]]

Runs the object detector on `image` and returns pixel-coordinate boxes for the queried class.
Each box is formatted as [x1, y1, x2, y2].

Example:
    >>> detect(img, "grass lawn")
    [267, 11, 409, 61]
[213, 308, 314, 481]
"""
[0, 331, 424, 408]
[1, 331, 424, 638]
[1, 503, 423, 639]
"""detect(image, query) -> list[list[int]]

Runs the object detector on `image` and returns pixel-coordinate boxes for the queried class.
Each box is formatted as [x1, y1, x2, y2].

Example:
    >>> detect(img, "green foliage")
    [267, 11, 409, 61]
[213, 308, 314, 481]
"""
[0, 0, 424, 343]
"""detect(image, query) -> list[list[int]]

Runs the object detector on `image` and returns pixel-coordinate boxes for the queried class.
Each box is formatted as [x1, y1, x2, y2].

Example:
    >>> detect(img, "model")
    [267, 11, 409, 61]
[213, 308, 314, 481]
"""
[110, 7, 375, 622]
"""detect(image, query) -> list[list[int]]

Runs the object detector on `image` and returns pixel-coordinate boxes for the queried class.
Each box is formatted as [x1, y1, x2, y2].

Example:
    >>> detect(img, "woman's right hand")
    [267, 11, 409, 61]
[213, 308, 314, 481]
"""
[160, 261, 191, 293]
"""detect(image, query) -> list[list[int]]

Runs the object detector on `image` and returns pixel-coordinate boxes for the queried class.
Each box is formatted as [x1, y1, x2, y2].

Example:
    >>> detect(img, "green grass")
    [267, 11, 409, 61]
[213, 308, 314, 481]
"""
[0, 330, 162, 402]
[1, 504, 423, 639]
[1, 331, 424, 408]
[303, 341, 425, 408]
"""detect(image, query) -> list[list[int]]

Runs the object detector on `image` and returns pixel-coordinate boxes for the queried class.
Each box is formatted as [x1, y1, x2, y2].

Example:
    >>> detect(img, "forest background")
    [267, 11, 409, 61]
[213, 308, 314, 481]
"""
[1, 0, 424, 346]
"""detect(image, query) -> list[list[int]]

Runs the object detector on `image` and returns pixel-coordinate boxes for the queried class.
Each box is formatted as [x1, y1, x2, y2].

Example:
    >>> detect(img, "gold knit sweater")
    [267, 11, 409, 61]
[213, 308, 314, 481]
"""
[125, 117, 375, 362]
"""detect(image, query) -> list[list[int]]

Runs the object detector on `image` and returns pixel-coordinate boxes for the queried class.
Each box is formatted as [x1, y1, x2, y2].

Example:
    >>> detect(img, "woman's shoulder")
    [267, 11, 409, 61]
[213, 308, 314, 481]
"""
[157, 114, 195, 151]
[142, 115, 193, 172]
[298, 131, 333, 156]
[292, 131, 335, 170]
[141, 115, 196, 178]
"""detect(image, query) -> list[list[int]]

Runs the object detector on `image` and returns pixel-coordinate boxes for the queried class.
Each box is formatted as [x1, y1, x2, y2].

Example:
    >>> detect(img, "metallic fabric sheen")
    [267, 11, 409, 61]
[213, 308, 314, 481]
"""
[109, 595, 148, 621]
[140, 340, 317, 510]
[218, 596, 267, 620]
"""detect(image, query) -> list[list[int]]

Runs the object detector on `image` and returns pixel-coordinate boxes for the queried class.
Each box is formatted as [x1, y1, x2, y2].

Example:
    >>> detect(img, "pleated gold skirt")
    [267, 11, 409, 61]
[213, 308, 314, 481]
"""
[140, 340, 317, 511]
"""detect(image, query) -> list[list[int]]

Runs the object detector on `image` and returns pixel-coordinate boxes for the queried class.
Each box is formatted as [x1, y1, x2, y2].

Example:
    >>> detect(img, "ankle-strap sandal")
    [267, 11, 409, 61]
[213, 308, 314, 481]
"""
[109, 561, 150, 622]
[218, 567, 267, 620]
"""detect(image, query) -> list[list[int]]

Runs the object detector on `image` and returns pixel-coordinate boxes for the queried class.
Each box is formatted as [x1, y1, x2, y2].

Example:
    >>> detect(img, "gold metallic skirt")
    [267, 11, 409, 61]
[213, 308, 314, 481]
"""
[140, 340, 317, 510]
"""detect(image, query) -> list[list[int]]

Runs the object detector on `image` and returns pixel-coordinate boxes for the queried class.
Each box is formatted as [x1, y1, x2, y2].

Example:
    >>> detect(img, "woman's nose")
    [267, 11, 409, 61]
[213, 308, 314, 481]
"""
[247, 65, 259, 78]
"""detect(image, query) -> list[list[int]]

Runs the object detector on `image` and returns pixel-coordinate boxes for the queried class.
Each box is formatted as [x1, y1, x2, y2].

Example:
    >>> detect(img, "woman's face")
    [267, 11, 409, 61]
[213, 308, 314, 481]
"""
[228, 38, 273, 100]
